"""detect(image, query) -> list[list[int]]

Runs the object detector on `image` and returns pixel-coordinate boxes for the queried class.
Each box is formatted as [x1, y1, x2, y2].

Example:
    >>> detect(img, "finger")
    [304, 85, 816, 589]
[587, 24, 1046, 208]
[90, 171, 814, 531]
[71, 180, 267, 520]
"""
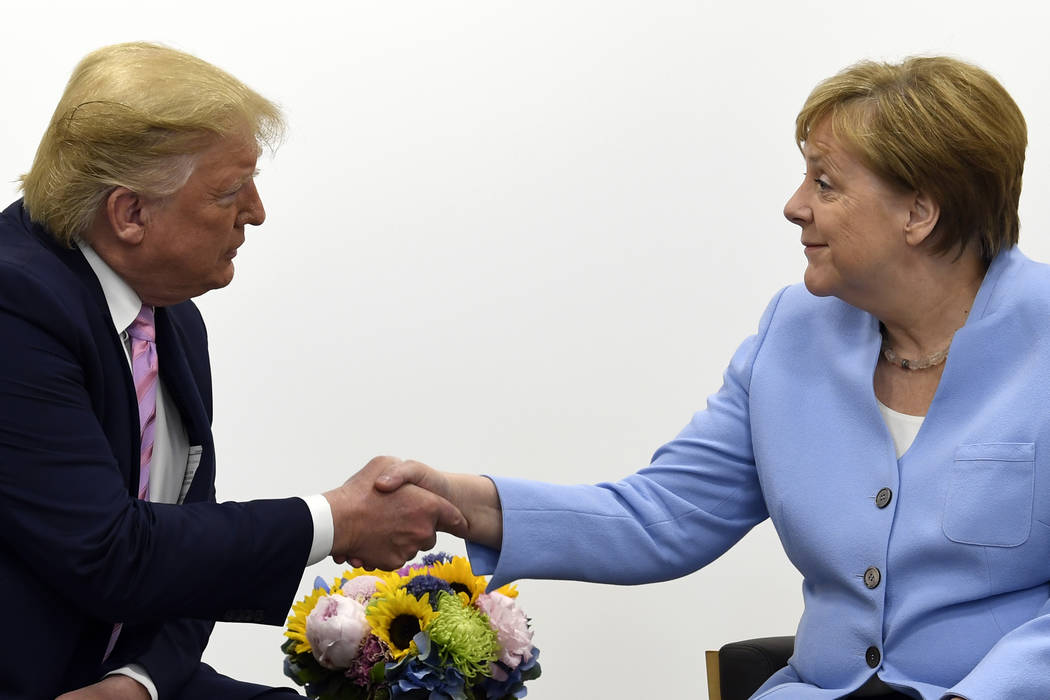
[349, 558, 363, 568]
[376, 553, 408, 571]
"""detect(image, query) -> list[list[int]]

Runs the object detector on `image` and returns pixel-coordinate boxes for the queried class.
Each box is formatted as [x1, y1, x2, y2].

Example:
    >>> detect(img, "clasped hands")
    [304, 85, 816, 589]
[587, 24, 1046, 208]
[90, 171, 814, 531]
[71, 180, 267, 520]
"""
[324, 456, 502, 570]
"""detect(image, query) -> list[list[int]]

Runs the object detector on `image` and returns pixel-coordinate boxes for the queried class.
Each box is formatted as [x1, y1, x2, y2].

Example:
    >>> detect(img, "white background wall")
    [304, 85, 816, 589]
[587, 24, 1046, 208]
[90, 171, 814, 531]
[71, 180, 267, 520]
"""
[4, 1, 1050, 696]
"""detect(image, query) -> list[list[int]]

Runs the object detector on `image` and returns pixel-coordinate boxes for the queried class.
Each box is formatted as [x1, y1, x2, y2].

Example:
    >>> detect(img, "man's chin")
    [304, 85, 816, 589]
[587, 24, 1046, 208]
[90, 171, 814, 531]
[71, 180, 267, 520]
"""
[212, 265, 236, 290]
[186, 273, 235, 300]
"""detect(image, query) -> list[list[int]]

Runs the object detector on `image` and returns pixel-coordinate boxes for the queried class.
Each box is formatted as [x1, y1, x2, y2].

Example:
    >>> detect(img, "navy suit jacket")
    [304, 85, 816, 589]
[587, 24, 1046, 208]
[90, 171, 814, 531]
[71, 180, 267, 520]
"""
[0, 200, 314, 698]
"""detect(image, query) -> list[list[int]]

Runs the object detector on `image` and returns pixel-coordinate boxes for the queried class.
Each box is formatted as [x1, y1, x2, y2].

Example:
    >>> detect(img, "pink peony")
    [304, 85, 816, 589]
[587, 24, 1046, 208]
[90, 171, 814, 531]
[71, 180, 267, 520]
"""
[305, 594, 369, 669]
[477, 591, 533, 670]
[339, 575, 383, 602]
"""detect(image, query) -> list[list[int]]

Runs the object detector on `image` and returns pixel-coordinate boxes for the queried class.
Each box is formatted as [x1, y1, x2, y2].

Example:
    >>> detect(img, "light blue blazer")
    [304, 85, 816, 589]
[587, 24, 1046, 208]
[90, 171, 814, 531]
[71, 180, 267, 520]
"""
[468, 246, 1050, 700]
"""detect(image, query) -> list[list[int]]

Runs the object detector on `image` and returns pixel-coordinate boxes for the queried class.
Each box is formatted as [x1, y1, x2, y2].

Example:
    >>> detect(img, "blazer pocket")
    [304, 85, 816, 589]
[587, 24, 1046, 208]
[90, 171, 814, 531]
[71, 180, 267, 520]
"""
[942, 442, 1035, 547]
[178, 445, 203, 504]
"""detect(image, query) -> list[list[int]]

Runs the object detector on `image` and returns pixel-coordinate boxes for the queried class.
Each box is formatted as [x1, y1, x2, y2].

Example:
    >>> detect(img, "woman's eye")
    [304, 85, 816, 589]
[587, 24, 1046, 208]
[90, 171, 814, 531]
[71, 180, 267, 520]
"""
[814, 177, 832, 192]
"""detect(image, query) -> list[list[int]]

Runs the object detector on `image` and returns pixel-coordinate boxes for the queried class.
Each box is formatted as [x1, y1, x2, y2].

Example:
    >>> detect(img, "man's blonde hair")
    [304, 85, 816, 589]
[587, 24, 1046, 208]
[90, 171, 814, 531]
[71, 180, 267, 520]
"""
[21, 42, 285, 245]
[796, 56, 1026, 262]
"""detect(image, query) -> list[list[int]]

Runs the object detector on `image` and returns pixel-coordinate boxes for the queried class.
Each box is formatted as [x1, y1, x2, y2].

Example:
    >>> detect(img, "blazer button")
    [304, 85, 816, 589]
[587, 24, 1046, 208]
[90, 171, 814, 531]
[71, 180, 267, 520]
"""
[864, 567, 881, 589]
[866, 646, 881, 668]
[875, 488, 893, 508]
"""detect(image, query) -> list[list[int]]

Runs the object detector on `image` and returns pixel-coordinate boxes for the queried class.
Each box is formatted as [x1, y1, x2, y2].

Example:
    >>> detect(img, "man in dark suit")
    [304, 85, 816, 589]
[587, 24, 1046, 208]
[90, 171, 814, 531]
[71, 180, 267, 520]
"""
[0, 42, 465, 700]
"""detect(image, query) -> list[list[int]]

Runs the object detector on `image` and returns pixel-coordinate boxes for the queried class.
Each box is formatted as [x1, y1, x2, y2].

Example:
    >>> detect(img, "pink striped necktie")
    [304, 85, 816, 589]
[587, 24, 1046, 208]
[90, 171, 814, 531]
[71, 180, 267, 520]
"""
[128, 304, 158, 501]
[103, 304, 158, 662]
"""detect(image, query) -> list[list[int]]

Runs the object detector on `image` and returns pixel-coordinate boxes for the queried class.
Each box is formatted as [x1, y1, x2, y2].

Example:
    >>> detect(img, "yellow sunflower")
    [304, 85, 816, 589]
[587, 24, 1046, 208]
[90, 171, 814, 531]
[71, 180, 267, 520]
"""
[494, 582, 519, 599]
[367, 585, 438, 660]
[284, 586, 328, 654]
[333, 566, 403, 595]
[429, 557, 488, 605]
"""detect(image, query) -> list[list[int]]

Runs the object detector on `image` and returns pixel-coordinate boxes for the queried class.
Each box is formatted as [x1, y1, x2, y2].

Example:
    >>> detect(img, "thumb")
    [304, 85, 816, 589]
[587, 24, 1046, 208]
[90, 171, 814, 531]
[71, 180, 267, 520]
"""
[435, 497, 469, 539]
[375, 459, 437, 493]
[374, 461, 419, 492]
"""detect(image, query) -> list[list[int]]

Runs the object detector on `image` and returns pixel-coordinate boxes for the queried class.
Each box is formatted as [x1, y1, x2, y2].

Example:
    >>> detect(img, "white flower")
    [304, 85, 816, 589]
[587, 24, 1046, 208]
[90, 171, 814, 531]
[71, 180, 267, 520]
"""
[477, 591, 533, 670]
[305, 594, 369, 669]
[340, 575, 383, 602]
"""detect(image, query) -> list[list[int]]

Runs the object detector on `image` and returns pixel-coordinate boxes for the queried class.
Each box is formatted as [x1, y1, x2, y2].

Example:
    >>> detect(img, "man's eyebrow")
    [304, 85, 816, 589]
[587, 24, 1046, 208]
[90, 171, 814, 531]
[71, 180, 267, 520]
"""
[230, 168, 261, 185]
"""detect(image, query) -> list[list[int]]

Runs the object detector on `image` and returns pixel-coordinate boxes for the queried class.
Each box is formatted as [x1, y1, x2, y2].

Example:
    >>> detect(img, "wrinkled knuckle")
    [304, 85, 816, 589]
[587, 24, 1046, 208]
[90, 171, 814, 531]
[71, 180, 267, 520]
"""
[368, 454, 400, 469]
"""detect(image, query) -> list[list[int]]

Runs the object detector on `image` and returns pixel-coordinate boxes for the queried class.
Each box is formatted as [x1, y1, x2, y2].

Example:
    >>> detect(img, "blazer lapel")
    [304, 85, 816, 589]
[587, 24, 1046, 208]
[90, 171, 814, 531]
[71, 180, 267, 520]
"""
[23, 205, 143, 494]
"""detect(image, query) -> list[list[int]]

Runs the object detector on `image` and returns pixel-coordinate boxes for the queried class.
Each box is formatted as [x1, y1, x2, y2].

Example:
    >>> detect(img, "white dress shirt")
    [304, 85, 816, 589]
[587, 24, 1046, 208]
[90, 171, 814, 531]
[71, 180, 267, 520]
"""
[78, 243, 333, 699]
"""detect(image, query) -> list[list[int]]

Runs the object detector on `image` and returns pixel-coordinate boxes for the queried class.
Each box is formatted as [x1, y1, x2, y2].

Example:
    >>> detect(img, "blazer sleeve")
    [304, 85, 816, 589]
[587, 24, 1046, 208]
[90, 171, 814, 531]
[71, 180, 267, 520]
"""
[104, 618, 213, 699]
[104, 490, 218, 698]
[0, 280, 312, 628]
[469, 289, 786, 589]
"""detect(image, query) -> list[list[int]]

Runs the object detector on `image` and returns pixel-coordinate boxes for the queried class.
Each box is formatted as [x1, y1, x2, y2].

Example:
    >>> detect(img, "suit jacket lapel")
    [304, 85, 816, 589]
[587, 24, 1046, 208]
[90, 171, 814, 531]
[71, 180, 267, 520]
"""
[24, 206, 143, 494]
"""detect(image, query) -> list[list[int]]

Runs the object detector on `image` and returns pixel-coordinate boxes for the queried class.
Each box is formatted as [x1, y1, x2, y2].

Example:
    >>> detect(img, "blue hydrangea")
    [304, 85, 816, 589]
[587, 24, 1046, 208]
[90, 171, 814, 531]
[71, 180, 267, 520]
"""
[386, 632, 468, 700]
[479, 648, 541, 699]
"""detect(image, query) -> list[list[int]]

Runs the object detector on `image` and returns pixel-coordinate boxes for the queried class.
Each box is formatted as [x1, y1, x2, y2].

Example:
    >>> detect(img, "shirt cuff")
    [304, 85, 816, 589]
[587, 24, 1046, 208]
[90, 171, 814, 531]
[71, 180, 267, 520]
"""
[304, 493, 334, 565]
[107, 664, 158, 700]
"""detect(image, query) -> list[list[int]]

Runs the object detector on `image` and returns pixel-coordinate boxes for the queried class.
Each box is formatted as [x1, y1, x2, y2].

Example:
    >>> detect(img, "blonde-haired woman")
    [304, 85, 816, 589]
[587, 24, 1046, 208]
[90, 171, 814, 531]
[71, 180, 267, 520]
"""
[381, 56, 1047, 699]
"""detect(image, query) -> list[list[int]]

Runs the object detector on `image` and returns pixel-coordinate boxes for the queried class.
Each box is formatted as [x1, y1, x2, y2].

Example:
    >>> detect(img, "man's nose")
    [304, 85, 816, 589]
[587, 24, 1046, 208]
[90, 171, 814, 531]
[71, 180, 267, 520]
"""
[239, 180, 265, 227]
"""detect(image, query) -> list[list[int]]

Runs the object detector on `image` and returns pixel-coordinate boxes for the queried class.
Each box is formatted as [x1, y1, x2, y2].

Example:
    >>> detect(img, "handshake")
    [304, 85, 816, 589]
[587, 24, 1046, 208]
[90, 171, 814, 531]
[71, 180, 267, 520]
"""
[322, 457, 503, 570]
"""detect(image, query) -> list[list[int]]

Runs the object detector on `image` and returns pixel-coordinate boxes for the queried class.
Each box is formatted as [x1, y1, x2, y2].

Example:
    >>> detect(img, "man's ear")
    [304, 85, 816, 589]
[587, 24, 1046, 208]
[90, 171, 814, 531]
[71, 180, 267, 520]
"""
[105, 187, 148, 246]
[903, 190, 940, 247]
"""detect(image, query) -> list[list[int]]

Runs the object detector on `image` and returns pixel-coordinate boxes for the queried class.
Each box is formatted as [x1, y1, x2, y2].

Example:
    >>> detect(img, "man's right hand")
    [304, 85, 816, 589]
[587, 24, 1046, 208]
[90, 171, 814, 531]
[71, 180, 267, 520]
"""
[324, 456, 468, 570]
[373, 459, 504, 550]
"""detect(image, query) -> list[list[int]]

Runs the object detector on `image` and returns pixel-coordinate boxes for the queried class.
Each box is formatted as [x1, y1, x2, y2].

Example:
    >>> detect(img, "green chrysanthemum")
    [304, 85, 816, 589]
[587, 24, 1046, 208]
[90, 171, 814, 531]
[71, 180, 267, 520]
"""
[427, 592, 499, 679]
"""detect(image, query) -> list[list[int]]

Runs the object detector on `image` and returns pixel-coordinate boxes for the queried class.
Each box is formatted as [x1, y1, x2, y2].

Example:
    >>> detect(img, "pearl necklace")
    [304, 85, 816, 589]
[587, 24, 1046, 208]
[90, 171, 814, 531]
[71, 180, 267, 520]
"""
[879, 329, 952, 370]
[881, 343, 950, 370]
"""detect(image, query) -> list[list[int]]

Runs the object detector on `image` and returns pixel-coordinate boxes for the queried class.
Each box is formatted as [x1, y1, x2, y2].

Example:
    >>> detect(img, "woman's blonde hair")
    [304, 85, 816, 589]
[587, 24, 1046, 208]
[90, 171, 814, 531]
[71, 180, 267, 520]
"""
[21, 42, 285, 245]
[796, 56, 1026, 261]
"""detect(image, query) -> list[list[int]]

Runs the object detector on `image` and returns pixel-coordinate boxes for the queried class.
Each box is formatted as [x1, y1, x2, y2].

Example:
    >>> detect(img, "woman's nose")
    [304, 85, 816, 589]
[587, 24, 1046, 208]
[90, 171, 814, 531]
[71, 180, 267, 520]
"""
[783, 183, 811, 226]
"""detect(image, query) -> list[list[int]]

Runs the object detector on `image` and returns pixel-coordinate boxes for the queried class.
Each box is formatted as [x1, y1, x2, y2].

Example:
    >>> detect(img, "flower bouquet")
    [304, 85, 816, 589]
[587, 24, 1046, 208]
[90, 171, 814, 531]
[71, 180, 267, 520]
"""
[282, 553, 541, 700]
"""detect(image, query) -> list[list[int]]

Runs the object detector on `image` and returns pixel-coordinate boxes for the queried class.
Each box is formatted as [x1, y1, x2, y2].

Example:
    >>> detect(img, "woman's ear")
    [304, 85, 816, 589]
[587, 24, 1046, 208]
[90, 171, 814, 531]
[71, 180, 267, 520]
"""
[105, 187, 147, 246]
[903, 190, 940, 246]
